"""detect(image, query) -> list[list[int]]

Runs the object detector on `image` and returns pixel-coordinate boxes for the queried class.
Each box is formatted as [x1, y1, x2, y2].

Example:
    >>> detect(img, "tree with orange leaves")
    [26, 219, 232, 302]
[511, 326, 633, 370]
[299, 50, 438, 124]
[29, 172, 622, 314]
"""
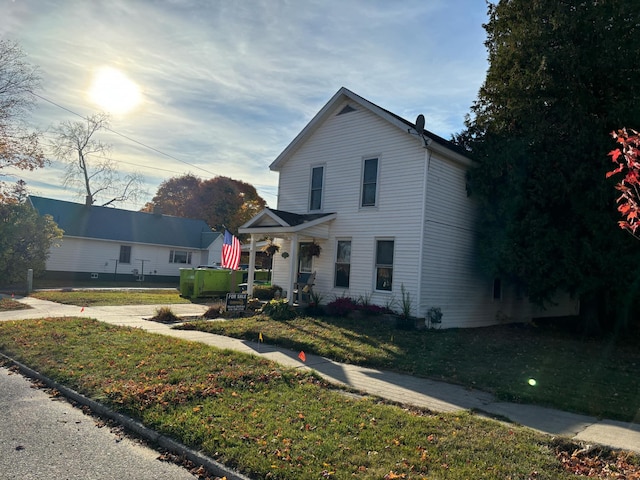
[0, 40, 45, 187]
[607, 128, 640, 239]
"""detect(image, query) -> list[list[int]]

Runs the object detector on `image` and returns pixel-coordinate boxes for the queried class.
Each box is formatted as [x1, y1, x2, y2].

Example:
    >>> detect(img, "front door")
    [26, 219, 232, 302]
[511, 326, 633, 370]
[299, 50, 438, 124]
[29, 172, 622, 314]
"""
[298, 242, 313, 275]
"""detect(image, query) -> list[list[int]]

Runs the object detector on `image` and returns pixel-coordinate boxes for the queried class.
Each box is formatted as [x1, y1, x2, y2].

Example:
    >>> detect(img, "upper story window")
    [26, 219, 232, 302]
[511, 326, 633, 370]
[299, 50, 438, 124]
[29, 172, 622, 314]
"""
[361, 157, 379, 207]
[309, 165, 324, 211]
[170, 250, 192, 264]
[119, 245, 131, 264]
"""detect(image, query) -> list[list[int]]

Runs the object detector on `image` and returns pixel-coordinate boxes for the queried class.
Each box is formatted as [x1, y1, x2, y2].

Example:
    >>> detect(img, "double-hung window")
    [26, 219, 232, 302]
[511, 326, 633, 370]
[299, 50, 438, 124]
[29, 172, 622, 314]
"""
[169, 250, 192, 264]
[119, 245, 131, 264]
[309, 165, 324, 211]
[334, 240, 351, 288]
[361, 157, 378, 207]
[375, 239, 394, 291]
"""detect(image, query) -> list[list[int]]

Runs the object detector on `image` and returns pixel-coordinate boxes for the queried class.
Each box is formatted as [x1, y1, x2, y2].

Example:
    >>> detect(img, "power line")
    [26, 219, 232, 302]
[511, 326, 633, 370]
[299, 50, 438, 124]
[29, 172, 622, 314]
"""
[30, 91, 220, 177]
[39, 138, 278, 194]
[28, 91, 279, 203]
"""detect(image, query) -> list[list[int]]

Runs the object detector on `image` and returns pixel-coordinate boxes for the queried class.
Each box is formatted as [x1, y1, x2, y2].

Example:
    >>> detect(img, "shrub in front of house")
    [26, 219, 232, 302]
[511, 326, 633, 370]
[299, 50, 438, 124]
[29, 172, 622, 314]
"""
[203, 304, 224, 319]
[325, 296, 359, 317]
[252, 284, 283, 301]
[261, 299, 296, 320]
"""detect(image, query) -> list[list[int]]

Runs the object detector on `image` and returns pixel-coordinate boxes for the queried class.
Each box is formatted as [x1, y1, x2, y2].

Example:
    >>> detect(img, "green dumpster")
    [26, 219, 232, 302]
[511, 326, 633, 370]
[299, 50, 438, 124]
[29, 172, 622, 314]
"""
[180, 267, 246, 298]
[179, 268, 195, 297]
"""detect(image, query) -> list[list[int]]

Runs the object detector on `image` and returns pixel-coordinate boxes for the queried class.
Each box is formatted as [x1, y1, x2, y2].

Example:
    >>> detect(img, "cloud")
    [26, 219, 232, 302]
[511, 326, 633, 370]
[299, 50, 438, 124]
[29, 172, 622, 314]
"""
[2, 0, 488, 210]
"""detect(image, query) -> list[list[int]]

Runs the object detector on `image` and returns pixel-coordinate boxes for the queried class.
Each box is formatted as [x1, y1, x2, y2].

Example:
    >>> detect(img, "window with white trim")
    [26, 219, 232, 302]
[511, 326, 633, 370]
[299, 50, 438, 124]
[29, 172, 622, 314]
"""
[309, 165, 324, 211]
[361, 157, 379, 207]
[334, 240, 351, 288]
[169, 250, 192, 264]
[375, 239, 394, 291]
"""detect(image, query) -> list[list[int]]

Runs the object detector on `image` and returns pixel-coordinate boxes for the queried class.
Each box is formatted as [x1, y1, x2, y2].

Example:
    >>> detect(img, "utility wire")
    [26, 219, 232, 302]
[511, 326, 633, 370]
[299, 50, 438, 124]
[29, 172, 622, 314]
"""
[29, 91, 279, 203]
[30, 91, 219, 177]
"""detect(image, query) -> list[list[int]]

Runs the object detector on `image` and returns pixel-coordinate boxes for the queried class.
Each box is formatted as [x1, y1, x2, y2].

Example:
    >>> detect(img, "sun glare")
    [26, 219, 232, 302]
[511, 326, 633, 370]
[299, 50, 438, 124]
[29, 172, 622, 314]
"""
[88, 66, 142, 115]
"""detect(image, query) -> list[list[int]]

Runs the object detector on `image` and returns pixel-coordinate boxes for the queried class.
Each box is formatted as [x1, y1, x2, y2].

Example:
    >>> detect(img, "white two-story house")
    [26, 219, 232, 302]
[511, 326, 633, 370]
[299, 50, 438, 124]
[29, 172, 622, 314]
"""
[240, 88, 577, 328]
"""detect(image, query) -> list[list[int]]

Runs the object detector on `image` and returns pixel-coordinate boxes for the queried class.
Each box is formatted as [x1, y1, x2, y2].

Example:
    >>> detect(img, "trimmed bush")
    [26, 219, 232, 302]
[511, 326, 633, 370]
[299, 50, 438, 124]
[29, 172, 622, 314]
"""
[252, 284, 283, 301]
[261, 299, 296, 320]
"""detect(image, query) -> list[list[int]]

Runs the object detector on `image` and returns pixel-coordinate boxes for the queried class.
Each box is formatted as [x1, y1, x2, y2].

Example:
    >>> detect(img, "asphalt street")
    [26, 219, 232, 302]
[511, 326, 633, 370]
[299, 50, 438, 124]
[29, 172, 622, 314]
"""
[0, 366, 198, 480]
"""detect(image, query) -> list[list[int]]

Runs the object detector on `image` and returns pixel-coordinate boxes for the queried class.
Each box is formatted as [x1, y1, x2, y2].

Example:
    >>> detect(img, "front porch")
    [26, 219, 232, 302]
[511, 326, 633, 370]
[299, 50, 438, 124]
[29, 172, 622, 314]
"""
[238, 208, 336, 305]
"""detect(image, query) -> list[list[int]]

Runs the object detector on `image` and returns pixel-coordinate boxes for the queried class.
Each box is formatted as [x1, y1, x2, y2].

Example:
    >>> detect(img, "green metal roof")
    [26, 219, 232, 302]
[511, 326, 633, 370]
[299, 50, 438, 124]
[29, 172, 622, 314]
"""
[29, 196, 219, 249]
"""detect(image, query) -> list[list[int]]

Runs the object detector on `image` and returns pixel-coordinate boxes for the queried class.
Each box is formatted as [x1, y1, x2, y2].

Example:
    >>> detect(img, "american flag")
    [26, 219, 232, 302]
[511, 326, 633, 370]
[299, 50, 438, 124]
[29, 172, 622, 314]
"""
[221, 230, 241, 270]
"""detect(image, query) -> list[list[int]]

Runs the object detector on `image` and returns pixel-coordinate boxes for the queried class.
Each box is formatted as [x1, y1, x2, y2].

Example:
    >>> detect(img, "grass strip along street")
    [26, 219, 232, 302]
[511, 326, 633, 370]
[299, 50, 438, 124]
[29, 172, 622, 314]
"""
[177, 315, 640, 422]
[30, 289, 193, 307]
[0, 316, 599, 480]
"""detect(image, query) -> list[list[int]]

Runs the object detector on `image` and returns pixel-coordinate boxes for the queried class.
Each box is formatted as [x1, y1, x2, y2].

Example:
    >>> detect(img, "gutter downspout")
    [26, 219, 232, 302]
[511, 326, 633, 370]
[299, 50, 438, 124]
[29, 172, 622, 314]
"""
[416, 144, 431, 319]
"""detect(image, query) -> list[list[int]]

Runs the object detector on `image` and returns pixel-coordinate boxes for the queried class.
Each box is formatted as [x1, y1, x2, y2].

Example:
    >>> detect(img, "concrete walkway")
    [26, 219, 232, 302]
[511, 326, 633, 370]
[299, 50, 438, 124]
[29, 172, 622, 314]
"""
[1, 295, 639, 454]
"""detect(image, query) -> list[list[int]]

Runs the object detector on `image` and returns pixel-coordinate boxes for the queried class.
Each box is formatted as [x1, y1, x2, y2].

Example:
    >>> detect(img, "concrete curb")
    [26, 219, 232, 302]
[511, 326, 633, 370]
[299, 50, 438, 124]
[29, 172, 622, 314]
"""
[0, 352, 253, 480]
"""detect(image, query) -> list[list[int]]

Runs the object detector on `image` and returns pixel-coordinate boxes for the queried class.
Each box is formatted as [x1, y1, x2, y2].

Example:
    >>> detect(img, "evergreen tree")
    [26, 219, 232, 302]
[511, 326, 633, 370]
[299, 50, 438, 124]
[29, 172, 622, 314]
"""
[457, 0, 640, 330]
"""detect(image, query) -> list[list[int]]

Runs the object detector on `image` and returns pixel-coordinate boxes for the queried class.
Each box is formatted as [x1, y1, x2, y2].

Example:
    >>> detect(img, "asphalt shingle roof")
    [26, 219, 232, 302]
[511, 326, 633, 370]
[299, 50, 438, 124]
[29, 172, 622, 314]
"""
[29, 196, 218, 249]
[266, 208, 335, 226]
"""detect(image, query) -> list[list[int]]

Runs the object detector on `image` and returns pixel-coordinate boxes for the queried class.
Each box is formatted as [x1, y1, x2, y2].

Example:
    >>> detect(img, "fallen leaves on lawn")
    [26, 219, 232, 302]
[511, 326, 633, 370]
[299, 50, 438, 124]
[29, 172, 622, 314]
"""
[556, 444, 640, 478]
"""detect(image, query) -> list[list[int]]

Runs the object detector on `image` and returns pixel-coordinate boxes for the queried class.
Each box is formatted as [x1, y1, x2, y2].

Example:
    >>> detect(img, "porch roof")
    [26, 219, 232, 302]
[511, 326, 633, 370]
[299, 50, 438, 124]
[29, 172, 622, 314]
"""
[238, 208, 336, 236]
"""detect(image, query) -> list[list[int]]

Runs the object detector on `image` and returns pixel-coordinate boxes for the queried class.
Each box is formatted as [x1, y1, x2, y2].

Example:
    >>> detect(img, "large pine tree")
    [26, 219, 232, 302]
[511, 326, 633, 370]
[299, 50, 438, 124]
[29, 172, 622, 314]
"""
[457, 0, 640, 329]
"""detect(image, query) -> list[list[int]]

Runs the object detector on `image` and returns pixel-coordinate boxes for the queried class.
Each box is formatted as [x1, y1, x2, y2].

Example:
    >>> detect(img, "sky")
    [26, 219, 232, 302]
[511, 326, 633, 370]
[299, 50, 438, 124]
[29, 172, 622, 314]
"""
[2, 0, 490, 211]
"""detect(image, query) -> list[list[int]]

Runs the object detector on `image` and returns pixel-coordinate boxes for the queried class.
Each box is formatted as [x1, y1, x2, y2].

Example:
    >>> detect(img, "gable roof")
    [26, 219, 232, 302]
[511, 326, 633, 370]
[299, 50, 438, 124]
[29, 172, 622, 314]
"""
[239, 208, 336, 235]
[270, 87, 473, 171]
[29, 196, 219, 249]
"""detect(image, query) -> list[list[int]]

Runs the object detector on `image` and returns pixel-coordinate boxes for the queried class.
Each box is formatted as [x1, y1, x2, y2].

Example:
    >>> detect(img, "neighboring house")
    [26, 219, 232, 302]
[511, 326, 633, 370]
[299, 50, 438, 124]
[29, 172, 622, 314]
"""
[239, 87, 578, 328]
[29, 196, 221, 283]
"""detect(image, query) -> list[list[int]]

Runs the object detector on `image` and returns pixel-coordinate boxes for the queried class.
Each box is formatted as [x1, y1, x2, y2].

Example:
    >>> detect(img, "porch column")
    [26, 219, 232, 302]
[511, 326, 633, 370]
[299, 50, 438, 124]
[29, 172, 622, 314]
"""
[247, 234, 257, 296]
[287, 233, 299, 303]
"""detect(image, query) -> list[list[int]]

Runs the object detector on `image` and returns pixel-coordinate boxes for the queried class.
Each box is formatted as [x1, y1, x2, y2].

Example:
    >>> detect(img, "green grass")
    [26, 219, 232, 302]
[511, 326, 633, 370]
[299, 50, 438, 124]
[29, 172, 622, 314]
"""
[30, 289, 194, 306]
[0, 317, 592, 479]
[177, 315, 640, 422]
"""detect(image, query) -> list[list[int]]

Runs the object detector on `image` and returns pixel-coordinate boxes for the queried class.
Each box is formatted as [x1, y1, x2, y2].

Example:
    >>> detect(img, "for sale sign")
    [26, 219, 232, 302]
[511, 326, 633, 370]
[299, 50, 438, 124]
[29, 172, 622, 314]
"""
[226, 293, 248, 312]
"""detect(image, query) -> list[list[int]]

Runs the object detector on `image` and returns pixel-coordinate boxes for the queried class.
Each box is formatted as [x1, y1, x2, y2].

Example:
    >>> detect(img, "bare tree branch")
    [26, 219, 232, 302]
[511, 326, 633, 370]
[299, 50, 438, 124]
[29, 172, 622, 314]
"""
[51, 112, 144, 206]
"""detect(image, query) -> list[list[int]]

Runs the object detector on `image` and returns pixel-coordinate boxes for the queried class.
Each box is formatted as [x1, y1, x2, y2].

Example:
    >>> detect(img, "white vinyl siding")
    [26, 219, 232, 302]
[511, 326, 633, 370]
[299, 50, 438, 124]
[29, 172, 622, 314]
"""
[45, 236, 211, 278]
[275, 103, 424, 309]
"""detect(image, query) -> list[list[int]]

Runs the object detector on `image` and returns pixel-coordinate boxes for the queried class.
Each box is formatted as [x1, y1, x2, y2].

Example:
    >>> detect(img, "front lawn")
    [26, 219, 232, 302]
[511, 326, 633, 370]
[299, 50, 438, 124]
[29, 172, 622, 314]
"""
[0, 317, 601, 480]
[30, 289, 194, 306]
[177, 315, 640, 422]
